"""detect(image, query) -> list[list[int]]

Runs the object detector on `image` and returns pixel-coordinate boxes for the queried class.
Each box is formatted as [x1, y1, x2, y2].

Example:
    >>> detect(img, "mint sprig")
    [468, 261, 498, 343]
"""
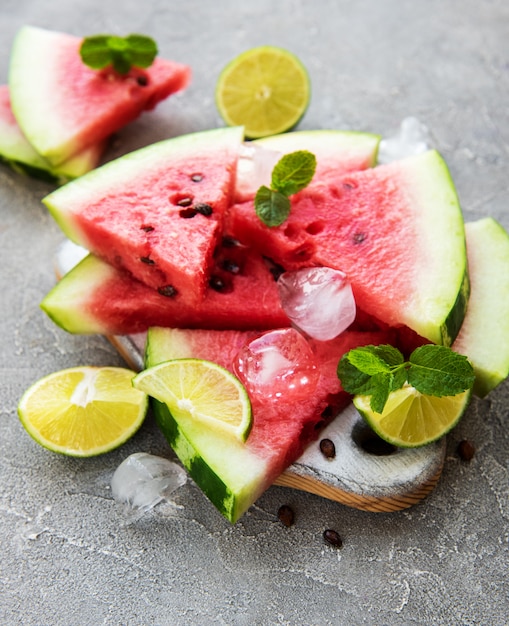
[255, 150, 316, 227]
[338, 344, 475, 414]
[80, 34, 158, 75]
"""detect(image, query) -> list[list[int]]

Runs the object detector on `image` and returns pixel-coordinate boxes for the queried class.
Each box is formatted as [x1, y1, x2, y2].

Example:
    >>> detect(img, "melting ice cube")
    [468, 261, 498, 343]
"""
[234, 328, 319, 401]
[235, 142, 283, 198]
[378, 116, 431, 164]
[277, 267, 356, 341]
[111, 452, 187, 520]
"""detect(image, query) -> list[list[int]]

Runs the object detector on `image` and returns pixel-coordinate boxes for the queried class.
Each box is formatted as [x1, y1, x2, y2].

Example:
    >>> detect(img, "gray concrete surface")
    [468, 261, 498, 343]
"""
[1, 1, 508, 624]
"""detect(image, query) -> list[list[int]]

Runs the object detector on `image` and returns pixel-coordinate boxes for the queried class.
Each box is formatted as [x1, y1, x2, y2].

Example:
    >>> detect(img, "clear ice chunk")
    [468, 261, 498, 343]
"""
[378, 116, 431, 164]
[234, 328, 319, 401]
[235, 142, 283, 197]
[277, 267, 356, 341]
[111, 453, 187, 520]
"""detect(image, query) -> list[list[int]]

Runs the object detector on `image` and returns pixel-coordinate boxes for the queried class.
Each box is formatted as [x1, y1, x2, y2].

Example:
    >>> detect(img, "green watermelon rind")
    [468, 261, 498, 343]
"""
[453, 217, 509, 397]
[42, 126, 245, 245]
[254, 129, 381, 166]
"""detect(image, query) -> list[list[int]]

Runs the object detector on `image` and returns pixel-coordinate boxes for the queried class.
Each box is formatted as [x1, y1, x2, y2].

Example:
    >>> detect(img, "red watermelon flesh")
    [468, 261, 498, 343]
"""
[41, 243, 292, 335]
[145, 326, 394, 521]
[226, 149, 468, 345]
[9, 26, 191, 165]
[43, 127, 244, 305]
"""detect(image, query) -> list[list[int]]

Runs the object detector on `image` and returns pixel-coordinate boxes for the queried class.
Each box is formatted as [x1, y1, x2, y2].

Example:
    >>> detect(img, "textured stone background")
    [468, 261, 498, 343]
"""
[1, 1, 508, 624]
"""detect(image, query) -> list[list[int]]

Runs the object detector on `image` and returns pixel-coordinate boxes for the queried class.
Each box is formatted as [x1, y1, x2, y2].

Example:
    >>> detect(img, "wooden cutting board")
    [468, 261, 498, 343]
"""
[110, 333, 445, 514]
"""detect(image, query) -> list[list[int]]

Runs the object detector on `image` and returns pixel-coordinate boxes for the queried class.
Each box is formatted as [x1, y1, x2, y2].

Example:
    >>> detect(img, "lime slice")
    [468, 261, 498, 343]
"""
[17, 366, 148, 457]
[215, 45, 310, 139]
[133, 359, 252, 442]
[353, 385, 471, 448]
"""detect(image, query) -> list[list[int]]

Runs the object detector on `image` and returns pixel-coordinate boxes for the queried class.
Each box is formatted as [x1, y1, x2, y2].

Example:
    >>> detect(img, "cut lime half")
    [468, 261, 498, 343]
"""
[17, 366, 148, 457]
[133, 359, 252, 442]
[215, 45, 310, 139]
[354, 385, 471, 448]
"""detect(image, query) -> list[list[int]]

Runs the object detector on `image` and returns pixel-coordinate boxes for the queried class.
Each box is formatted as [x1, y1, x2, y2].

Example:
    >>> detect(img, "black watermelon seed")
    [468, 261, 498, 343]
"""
[353, 232, 366, 244]
[222, 235, 241, 248]
[209, 275, 227, 292]
[323, 529, 343, 548]
[177, 197, 193, 207]
[179, 208, 197, 219]
[222, 259, 240, 274]
[194, 203, 213, 216]
[136, 75, 148, 86]
[157, 285, 178, 298]
[457, 439, 475, 462]
[191, 173, 203, 182]
[277, 505, 295, 527]
[140, 224, 154, 232]
[140, 256, 155, 265]
[319, 438, 336, 459]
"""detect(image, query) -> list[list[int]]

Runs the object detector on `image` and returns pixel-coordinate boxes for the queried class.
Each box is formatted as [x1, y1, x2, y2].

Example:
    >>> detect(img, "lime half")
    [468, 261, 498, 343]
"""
[18, 366, 148, 456]
[215, 45, 310, 139]
[133, 359, 252, 442]
[354, 385, 471, 448]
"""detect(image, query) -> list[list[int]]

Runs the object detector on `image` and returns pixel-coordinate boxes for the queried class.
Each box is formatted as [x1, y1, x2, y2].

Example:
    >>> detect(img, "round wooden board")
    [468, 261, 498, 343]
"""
[111, 333, 446, 513]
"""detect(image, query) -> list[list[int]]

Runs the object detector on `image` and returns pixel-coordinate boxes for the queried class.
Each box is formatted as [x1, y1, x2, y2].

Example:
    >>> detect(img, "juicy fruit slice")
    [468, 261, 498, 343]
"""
[17, 366, 148, 456]
[9, 25, 191, 164]
[354, 385, 471, 448]
[133, 359, 253, 442]
[453, 218, 509, 396]
[228, 149, 469, 346]
[144, 326, 394, 522]
[0, 85, 104, 184]
[235, 130, 380, 201]
[43, 127, 244, 303]
[216, 46, 310, 139]
[41, 246, 290, 335]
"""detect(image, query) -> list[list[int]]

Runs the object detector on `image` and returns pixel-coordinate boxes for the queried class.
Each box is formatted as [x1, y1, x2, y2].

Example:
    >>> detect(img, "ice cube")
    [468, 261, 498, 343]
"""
[234, 328, 319, 401]
[111, 452, 187, 520]
[277, 267, 356, 341]
[235, 142, 283, 198]
[378, 116, 431, 164]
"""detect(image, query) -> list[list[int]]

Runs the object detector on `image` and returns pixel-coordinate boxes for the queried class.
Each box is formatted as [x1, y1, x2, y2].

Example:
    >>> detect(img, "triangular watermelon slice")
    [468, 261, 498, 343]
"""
[0, 85, 104, 184]
[144, 326, 395, 522]
[41, 243, 291, 335]
[43, 127, 245, 305]
[9, 25, 191, 165]
[227, 149, 469, 346]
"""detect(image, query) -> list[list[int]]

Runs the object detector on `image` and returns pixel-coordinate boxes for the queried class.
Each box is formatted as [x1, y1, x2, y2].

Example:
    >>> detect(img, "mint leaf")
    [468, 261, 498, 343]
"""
[271, 150, 317, 196]
[346, 344, 404, 376]
[407, 344, 475, 397]
[79, 35, 111, 69]
[255, 150, 316, 227]
[80, 34, 158, 75]
[368, 372, 394, 414]
[254, 186, 291, 227]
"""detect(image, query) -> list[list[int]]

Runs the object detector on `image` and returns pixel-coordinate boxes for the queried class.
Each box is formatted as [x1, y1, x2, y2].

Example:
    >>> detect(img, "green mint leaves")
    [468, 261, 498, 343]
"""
[338, 344, 475, 414]
[80, 34, 158, 75]
[255, 150, 316, 227]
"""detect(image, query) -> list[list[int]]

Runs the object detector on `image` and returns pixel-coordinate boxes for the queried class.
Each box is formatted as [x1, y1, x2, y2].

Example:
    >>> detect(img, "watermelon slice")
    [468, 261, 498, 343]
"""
[235, 130, 380, 201]
[0, 85, 104, 184]
[453, 218, 509, 397]
[41, 244, 291, 335]
[227, 149, 469, 346]
[144, 327, 394, 522]
[43, 127, 244, 304]
[9, 25, 191, 165]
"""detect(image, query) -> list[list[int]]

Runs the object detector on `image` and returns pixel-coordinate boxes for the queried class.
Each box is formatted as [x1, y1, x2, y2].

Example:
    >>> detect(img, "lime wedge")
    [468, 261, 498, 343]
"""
[17, 366, 148, 456]
[133, 359, 252, 442]
[353, 384, 471, 448]
[215, 45, 310, 139]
